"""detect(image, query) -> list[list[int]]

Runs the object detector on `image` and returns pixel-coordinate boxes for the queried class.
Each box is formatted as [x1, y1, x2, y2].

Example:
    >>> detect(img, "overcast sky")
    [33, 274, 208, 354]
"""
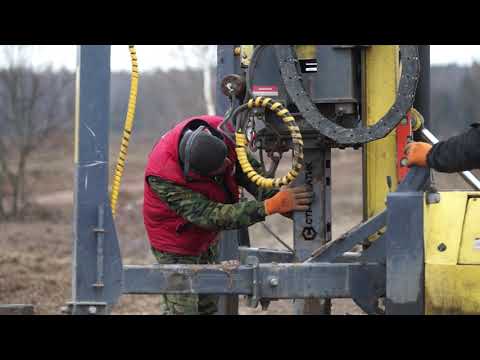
[5, 45, 480, 71]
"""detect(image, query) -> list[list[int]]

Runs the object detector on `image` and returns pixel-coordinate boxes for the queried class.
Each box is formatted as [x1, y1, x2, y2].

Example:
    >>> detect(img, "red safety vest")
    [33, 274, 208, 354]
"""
[143, 116, 239, 256]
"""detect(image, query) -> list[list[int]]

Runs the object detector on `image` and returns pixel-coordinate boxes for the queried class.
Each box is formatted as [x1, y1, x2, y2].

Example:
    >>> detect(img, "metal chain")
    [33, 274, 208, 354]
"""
[275, 45, 420, 146]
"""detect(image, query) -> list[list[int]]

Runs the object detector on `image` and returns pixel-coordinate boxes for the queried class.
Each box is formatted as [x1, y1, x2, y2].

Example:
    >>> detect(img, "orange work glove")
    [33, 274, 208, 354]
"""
[404, 142, 433, 167]
[264, 185, 313, 215]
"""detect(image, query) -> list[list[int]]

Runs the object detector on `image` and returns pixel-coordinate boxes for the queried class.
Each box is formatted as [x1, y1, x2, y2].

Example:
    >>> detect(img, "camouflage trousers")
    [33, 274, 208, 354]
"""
[152, 245, 219, 315]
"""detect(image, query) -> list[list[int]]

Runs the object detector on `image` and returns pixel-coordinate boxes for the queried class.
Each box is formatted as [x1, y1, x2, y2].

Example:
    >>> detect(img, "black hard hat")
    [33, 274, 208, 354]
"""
[179, 125, 228, 177]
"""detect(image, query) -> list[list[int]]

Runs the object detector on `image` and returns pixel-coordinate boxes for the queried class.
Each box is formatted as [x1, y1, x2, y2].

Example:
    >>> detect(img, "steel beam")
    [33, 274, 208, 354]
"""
[71, 46, 123, 314]
[292, 142, 332, 314]
[123, 262, 384, 300]
[215, 45, 243, 314]
[293, 145, 332, 262]
[0, 304, 34, 315]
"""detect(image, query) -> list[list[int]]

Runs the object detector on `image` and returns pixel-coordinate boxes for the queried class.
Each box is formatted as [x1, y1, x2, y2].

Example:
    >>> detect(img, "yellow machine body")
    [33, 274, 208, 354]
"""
[424, 192, 480, 314]
[238, 45, 480, 314]
[359, 46, 480, 314]
[240, 45, 254, 67]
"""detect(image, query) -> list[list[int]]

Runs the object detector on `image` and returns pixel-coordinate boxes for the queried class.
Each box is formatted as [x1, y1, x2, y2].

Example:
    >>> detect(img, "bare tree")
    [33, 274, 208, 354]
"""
[0, 45, 74, 219]
[170, 45, 217, 115]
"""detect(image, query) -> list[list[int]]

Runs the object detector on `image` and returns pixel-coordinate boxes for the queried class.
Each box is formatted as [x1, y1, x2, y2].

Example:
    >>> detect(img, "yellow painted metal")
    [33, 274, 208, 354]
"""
[424, 192, 469, 265]
[240, 45, 254, 67]
[295, 45, 316, 60]
[242, 45, 316, 67]
[363, 46, 399, 220]
[424, 192, 480, 314]
[425, 264, 480, 314]
[459, 197, 480, 264]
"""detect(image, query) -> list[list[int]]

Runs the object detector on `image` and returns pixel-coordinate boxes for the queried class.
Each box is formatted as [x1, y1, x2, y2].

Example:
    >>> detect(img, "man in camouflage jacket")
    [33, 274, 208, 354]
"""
[143, 115, 312, 315]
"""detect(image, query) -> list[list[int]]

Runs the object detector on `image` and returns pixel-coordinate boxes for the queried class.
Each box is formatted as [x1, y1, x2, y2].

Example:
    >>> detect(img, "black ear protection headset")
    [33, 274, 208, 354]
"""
[182, 125, 206, 178]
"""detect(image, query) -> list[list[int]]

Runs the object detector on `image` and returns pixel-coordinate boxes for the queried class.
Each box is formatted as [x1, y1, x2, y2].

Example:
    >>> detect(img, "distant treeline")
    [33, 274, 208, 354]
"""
[2, 64, 479, 140]
[110, 69, 210, 136]
[430, 64, 480, 139]
[111, 64, 480, 141]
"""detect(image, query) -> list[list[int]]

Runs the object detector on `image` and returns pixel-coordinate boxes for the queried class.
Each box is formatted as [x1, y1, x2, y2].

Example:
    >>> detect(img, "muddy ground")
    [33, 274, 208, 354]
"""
[0, 133, 473, 315]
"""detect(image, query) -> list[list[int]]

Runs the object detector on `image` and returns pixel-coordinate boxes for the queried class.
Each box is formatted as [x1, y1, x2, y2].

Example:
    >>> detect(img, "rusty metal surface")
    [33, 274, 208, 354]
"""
[122, 262, 384, 300]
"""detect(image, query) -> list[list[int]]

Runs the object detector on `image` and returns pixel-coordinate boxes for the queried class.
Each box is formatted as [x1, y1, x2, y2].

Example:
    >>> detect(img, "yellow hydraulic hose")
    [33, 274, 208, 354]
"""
[235, 97, 304, 189]
[409, 107, 424, 131]
[110, 45, 139, 217]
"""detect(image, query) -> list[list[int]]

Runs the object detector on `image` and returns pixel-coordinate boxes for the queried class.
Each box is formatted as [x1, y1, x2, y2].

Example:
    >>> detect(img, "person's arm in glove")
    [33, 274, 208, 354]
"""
[425, 125, 480, 173]
[148, 177, 313, 231]
[405, 125, 480, 172]
[404, 142, 432, 167]
[264, 185, 313, 215]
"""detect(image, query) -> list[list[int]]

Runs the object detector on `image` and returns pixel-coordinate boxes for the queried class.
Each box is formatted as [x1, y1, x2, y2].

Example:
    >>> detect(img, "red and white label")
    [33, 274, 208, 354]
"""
[252, 85, 279, 97]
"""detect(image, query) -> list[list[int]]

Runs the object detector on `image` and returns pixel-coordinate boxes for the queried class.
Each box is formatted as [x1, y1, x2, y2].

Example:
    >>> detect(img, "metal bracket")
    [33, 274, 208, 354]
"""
[426, 190, 441, 205]
[245, 256, 260, 308]
[356, 235, 386, 265]
[63, 302, 110, 315]
[92, 204, 105, 288]
[239, 247, 294, 264]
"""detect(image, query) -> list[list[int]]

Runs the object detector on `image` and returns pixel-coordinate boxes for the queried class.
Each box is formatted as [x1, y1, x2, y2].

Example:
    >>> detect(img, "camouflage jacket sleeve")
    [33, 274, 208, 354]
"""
[147, 176, 267, 231]
[235, 151, 279, 200]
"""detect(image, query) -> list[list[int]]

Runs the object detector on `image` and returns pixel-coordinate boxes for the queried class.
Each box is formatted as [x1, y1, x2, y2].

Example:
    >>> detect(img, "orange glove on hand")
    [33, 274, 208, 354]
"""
[264, 185, 313, 215]
[404, 142, 432, 167]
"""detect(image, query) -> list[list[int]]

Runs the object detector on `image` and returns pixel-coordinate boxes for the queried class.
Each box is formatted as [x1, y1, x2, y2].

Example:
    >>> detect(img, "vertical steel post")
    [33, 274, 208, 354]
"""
[215, 45, 243, 315]
[71, 46, 122, 315]
[293, 142, 332, 314]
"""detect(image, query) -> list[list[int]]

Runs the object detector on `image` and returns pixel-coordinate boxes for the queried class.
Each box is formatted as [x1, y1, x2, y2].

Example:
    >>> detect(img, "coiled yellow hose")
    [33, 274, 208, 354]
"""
[235, 97, 304, 189]
[110, 45, 139, 217]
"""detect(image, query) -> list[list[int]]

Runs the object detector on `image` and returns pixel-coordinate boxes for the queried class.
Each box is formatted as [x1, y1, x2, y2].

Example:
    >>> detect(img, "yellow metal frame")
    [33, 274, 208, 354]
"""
[424, 192, 480, 314]
[240, 45, 254, 67]
[363, 46, 399, 220]
[294, 45, 316, 60]
[458, 197, 480, 264]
